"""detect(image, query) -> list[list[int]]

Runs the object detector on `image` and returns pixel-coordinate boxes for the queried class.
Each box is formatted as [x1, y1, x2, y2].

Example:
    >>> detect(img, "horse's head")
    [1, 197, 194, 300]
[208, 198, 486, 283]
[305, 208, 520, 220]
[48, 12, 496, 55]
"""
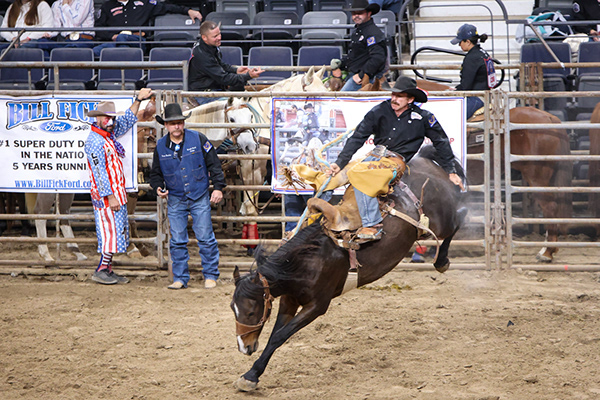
[231, 266, 274, 356]
[225, 98, 258, 154]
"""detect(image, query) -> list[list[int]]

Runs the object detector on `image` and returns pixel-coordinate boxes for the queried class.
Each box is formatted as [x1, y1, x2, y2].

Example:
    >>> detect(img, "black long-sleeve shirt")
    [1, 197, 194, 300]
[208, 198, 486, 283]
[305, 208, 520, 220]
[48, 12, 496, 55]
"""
[188, 39, 251, 91]
[95, 0, 191, 41]
[335, 100, 457, 174]
[572, 0, 600, 34]
[149, 130, 226, 195]
[456, 44, 491, 91]
[340, 18, 387, 79]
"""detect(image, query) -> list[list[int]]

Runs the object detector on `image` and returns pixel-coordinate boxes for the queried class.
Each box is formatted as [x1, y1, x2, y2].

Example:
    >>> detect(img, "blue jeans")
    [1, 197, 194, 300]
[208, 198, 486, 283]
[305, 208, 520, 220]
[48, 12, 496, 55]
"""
[284, 194, 310, 232]
[341, 74, 377, 92]
[466, 96, 484, 120]
[167, 192, 220, 286]
[93, 34, 145, 57]
[353, 156, 383, 227]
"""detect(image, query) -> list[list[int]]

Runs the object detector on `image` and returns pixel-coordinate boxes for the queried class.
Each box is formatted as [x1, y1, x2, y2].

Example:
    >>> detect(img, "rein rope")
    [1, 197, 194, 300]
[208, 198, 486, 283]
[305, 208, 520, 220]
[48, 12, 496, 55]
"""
[235, 273, 274, 339]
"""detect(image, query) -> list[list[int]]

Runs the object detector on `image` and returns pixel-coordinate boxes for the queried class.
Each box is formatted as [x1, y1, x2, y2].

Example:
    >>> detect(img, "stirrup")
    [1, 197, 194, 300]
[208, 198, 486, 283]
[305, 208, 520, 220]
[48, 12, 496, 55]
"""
[356, 226, 383, 241]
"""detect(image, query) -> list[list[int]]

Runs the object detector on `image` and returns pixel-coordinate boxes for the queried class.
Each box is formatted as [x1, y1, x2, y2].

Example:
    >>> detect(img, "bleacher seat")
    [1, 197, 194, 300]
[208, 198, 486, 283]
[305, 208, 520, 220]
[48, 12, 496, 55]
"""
[252, 11, 299, 46]
[520, 42, 571, 111]
[153, 14, 200, 46]
[263, 0, 305, 17]
[97, 47, 143, 91]
[216, 0, 258, 22]
[0, 48, 44, 90]
[48, 48, 95, 91]
[146, 47, 191, 90]
[297, 45, 341, 75]
[311, 0, 351, 12]
[248, 46, 293, 84]
[301, 11, 348, 44]
[205, 11, 251, 42]
[220, 46, 243, 66]
[575, 42, 600, 116]
[372, 10, 396, 38]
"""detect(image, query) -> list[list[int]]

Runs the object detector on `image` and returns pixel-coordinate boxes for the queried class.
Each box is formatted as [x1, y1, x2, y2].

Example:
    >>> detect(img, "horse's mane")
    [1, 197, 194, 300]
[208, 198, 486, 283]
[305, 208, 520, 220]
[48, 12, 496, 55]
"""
[186, 99, 229, 123]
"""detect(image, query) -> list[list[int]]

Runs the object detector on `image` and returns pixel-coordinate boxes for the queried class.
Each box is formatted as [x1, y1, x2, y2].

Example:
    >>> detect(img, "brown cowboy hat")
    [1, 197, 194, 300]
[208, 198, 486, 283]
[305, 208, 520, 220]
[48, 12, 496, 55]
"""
[87, 101, 126, 118]
[155, 103, 190, 125]
[390, 76, 428, 103]
[344, 0, 380, 15]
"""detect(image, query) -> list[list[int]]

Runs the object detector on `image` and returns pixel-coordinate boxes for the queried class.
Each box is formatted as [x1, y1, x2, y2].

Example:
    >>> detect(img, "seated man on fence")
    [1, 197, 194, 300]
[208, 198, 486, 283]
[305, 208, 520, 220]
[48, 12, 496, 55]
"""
[93, 0, 202, 57]
[329, 0, 388, 92]
[188, 21, 263, 105]
[327, 77, 464, 241]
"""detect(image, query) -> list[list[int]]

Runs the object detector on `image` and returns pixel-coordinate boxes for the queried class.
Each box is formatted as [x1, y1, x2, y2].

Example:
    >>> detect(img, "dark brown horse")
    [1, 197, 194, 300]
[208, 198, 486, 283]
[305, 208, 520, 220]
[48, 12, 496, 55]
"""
[230, 149, 467, 391]
[350, 77, 572, 262]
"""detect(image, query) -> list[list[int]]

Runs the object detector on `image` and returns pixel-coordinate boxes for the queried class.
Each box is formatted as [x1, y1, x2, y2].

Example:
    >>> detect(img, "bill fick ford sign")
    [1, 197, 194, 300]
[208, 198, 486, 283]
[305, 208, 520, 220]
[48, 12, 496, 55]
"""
[0, 95, 138, 193]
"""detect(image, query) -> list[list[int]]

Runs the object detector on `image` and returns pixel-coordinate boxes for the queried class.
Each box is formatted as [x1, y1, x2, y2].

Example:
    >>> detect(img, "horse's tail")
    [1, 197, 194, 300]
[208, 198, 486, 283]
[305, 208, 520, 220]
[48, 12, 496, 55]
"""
[417, 145, 466, 182]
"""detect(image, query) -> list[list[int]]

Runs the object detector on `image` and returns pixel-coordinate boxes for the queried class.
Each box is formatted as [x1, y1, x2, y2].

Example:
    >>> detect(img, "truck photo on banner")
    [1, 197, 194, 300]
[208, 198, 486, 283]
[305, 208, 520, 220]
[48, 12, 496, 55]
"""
[0, 95, 138, 193]
[270, 96, 466, 194]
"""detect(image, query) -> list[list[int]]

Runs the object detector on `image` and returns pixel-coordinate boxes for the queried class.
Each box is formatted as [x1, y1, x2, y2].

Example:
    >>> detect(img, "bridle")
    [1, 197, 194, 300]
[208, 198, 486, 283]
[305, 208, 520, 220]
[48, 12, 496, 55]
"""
[234, 273, 274, 339]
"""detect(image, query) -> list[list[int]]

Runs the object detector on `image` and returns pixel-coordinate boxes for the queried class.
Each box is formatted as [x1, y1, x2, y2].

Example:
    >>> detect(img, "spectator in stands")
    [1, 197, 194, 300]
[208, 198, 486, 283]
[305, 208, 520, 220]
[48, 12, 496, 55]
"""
[0, 0, 55, 56]
[93, 0, 202, 57]
[51, 0, 95, 48]
[450, 24, 497, 119]
[572, 0, 600, 41]
[188, 20, 264, 105]
[369, 0, 403, 14]
[330, 0, 387, 92]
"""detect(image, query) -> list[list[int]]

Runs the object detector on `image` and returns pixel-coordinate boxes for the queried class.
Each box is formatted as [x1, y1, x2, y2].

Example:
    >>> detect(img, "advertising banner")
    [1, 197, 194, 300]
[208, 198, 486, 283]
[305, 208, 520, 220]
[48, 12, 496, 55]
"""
[271, 96, 466, 194]
[0, 95, 138, 193]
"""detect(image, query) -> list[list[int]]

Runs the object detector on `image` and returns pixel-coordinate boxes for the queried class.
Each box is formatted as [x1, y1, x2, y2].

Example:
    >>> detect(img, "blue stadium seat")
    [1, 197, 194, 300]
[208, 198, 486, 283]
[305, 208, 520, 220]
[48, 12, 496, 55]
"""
[248, 46, 293, 84]
[220, 46, 243, 66]
[297, 45, 341, 76]
[48, 48, 95, 91]
[372, 9, 396, 38]
[0, 48, 45, 90]
[146, 47, 192, 90]
[520, 42, 571, 111]
[97, 47, 144, 91]
[153, 14, 200, 46]
[263, 0, 305, 17]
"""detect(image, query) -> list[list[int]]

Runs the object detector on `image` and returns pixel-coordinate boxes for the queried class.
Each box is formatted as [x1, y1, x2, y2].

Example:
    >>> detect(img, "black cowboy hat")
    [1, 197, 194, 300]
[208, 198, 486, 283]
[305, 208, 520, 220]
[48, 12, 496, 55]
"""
[390, 76, 428, 103]
[344, 0, 380, 15]
[155, 103, 190, 125]
[304, 103, 314, 110]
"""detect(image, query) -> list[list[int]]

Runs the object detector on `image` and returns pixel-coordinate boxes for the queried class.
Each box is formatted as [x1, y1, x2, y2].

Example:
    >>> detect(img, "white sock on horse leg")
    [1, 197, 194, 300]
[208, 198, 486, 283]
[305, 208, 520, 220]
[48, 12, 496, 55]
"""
[59, 225, 87, 260]
[35, 219, 54, 262]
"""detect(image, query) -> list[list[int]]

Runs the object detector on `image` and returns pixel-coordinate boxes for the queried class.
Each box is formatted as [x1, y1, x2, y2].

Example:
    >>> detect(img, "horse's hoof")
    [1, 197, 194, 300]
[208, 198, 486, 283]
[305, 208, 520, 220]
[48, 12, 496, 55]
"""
[535, 253, 553, 263]
[234, 376, 257, 392]
[127, 246, 143, 259]
[434, 259, 450, 273]
[75, 253, 88, 262]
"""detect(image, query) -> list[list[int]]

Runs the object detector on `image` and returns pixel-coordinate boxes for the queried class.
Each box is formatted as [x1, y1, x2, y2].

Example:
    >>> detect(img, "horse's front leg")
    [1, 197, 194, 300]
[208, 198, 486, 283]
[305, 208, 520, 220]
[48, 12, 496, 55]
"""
[235, 299, 331, 391]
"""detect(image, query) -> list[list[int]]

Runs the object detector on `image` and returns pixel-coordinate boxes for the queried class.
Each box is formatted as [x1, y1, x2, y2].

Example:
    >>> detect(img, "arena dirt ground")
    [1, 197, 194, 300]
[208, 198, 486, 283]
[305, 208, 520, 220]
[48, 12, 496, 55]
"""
[2, 244, 600, 400]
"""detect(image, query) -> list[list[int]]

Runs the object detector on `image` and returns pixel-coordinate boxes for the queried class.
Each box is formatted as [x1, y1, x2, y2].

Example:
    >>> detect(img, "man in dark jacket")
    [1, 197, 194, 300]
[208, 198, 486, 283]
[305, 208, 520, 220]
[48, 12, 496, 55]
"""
[188, 20, 263, 104]
[149, 103, 226, 290]
[328, 77, 463, 240]
[330, 0, 387, 91]
[572, 0, 600, 40]
[93, 0, 202, 57]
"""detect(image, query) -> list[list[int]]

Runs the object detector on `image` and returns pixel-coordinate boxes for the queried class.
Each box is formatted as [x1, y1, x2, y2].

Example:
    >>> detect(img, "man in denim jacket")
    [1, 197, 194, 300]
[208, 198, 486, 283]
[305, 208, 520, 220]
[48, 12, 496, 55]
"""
[149, 103, 226, 289]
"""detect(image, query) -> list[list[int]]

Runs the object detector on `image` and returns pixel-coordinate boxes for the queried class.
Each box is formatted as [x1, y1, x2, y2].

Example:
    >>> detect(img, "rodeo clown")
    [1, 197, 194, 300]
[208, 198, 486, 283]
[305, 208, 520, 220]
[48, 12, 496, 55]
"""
[84, 88, 153, 285]
[327, 76, 464, 241]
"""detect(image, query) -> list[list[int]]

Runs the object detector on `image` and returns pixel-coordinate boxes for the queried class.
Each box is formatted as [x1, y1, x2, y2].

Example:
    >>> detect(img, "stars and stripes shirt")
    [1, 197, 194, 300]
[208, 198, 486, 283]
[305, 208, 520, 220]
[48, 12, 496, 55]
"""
[85, 109, 137, 209]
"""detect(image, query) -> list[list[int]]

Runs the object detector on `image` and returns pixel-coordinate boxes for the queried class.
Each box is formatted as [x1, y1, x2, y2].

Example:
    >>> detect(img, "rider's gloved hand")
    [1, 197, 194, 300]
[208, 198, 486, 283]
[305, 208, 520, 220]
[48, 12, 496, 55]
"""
[330, 59, 342, 70]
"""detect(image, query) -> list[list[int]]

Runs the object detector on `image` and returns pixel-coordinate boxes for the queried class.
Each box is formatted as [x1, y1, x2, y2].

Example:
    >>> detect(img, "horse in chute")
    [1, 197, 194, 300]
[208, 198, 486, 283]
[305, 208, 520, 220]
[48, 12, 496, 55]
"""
[587, 102, 600, 238]
[341, 77, 572, 262]
[230, 148, 467, 391]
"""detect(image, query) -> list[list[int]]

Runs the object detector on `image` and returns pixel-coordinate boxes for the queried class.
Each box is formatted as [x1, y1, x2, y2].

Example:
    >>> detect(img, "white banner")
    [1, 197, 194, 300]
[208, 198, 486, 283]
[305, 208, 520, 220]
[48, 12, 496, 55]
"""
[0, 94, 138, 193]
[270, 96, 466, 194]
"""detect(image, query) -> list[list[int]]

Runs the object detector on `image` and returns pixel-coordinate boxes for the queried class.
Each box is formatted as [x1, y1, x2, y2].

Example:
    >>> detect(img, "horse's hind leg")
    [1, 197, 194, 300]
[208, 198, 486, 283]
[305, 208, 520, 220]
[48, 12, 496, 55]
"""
[56, 193, 87, 261]
[126, 193, 144, 258]
[34, 194, 54, 263]
[434, 207, 468, 273]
